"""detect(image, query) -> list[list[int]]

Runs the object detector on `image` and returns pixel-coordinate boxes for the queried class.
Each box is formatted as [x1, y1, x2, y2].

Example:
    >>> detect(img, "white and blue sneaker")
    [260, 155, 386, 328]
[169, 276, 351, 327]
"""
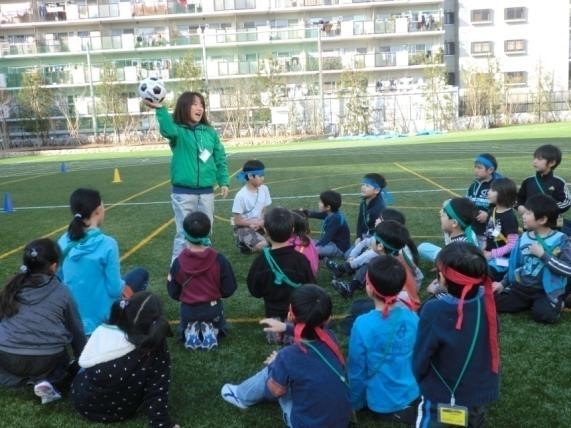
[201, 322, 218, 350]
[184, 322, 202, 350]
[34, 380, 62, 405]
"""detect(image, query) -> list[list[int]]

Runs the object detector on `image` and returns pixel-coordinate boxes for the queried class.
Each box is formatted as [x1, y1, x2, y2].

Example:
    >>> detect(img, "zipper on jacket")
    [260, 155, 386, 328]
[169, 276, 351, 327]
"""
[191, 127, 200, 187]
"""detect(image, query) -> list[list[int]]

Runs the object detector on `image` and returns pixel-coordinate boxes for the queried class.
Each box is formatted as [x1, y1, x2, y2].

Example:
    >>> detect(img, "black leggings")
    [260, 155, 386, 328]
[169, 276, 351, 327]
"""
[0, 350, 70, 387]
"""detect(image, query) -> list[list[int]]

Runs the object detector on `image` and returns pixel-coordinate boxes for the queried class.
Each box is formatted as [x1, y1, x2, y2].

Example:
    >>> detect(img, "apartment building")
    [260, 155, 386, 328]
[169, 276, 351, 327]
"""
[0, 0, 450, 138]
[0, 0, 568, 139]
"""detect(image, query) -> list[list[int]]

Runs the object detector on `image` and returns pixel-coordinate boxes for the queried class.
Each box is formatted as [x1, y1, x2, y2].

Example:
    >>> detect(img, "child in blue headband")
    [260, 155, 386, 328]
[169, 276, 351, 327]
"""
[167, 211, 237, 350]
[232, 159, 272, 253]
[467, 153, 500, 246]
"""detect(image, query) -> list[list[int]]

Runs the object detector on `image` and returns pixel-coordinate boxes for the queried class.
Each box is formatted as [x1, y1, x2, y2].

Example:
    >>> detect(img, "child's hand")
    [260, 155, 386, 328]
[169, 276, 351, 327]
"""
[260, 318, 287, 333]
[264, 350, 278, 365]
[354, 237, 361, 245]
[426, 279, 440, 295]
[529, 243, 545, 258]
[142, 99, 162, 109]
[492, 282, 504, 293]
[476, 210, 488, 223]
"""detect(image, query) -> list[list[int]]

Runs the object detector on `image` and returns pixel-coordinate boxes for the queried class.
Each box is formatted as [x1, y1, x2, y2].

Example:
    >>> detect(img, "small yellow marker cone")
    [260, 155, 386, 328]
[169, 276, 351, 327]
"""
[112, 168, 122, 183]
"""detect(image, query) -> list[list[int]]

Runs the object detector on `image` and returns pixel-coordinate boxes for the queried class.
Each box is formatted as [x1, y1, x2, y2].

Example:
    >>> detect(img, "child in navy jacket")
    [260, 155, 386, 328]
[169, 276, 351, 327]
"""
[414, 242, 500, 427]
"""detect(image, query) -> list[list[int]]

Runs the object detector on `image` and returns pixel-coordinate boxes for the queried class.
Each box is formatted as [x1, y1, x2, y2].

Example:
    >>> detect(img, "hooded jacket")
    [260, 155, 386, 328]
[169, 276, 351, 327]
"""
[58, 228, 124, 335]
[0, 274, 85, 357]
[167, 247, 237, 305]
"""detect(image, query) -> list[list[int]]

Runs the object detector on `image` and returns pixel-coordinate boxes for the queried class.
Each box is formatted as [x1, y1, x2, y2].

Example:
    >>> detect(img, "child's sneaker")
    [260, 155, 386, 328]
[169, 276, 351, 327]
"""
[184, 322, 202, 350]
[325, 259, 345, 278]
[221, 384, 247, 409]
[34, 381, 62, 405]
[331, 279, 353, 299]
[200, 322, 218, 350]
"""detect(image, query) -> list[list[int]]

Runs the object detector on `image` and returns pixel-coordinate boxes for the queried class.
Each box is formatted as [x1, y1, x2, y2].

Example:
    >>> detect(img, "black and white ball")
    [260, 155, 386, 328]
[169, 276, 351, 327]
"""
[138, 77, 166, 104]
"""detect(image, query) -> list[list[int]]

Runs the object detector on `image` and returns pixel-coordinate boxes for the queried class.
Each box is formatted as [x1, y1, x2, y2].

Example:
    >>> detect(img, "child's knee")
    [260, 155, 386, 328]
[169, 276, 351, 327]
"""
[531, 299, 562, 324]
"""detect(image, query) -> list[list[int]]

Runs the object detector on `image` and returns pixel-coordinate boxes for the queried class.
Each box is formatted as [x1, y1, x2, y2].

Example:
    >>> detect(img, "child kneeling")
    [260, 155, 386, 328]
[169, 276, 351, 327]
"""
[221, 285, 352, 428]
[348, 255, 419, 424]
[167, 211, 237, 350]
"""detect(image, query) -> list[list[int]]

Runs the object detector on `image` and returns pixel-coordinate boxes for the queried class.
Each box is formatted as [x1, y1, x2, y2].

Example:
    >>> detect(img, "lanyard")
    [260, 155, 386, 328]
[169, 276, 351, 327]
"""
[430, 297, 481, 406]
[534, 232, 555, 256]
[301, 339, 348, 386]
[365, 309, 402, 380]
[491, 208, 507, 245]
[534, 175, 546, 195]
[262, 248, 301, 289]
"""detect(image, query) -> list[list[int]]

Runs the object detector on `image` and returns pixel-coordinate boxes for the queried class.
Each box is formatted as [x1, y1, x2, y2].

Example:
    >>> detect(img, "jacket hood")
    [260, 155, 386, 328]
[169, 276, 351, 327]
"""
[62, 228, 105, 260]
[177, 247, 218, 275]
[17, 274, 60, 305]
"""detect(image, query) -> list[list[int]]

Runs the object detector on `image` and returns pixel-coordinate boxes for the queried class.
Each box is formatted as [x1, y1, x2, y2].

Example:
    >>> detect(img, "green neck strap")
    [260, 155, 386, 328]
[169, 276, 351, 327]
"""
[263, 247, 301, 289]
[301, 339, 348, 387]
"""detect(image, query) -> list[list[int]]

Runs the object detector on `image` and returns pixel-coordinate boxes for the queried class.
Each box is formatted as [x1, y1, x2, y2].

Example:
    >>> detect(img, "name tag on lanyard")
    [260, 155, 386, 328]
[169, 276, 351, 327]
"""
[437, 403, 469, 427]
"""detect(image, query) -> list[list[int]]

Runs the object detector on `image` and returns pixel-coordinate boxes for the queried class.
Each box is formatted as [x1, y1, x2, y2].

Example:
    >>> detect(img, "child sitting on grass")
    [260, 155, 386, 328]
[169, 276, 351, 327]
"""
[414, 242, 500, 427]
[483, 178, 519, 280]
[221, 284, 352, 428]
[58, 188, 149, 335]
[247, 207, 315, 343]
[348, 255, 420, 424]
[466, 153, 501, 245]
[355, 173, 387, 241]
[493, 194, 571, 323]
[0, 239, 85, 405]
[167, 211, 237, 351]
[304, 190, 351, 258]
[232, 159, 272, 253]
[72, 292, 179, 428]
[332, 221, 421, 311]
[287, 209, 319, 277]
[418, 197, 478, 264]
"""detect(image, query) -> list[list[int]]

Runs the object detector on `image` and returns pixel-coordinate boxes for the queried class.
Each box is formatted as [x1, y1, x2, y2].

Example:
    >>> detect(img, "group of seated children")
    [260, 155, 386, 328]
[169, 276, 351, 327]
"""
[0, 144, 570, 428]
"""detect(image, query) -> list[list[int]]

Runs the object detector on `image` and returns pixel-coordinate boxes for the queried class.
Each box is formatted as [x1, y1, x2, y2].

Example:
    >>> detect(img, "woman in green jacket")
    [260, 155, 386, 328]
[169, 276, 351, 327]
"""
[145, 92, 229, 262]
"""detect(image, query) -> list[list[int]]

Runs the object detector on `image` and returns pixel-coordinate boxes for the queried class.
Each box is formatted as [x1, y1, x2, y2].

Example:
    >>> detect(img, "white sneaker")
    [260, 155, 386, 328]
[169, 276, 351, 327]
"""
[34, 381, 62, 405]
[221, 383, 247, 409]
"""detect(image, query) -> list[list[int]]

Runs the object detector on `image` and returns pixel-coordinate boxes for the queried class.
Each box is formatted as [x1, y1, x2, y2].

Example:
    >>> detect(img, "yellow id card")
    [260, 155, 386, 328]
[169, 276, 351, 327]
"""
[437, 403, 468, 427]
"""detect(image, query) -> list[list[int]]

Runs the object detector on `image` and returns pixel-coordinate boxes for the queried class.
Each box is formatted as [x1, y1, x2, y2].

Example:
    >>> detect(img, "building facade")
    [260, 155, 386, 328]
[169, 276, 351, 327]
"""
[0, 0, 568, 141]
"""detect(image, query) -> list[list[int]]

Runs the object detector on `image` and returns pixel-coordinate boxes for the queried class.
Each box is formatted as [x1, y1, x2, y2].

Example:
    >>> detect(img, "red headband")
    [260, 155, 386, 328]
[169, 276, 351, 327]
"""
[437, 262, 499, 374]
[365, 272, 403, 318]
[290, 306, 345, 366]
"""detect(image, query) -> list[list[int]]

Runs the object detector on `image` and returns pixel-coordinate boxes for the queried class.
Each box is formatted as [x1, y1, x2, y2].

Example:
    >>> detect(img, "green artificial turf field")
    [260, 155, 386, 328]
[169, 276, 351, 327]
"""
[1, 122, 571, 427]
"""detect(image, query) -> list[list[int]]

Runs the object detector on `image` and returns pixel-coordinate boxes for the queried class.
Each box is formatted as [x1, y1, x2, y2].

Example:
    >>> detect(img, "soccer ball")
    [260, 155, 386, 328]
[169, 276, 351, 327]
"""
[138, 77, 166, 104]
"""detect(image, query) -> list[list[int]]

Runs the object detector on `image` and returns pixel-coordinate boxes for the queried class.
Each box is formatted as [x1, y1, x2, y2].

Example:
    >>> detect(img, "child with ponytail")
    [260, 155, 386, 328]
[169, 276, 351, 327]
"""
[221, 284, 352, 428]
[71, 291, 179, 428]
[414, 242, 500, 427]
[0, 239, 85, 404]
[348, 255, 419, 423]
[58, 188, 149, 335]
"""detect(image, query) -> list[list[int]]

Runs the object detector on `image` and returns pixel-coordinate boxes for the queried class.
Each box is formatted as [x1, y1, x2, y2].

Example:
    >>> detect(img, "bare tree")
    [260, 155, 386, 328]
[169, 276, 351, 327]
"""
[461, 59, 504, 128]
[338, 69, 369, 136]
[96, 63, 133, 143]
[532, 62, 555, 123]
[16, 69, 53, 145]
[0, 88, 11, 149]
[172, 53, 204, 98]
[53, 92, 85, 145]
[423, 64, 455, 131]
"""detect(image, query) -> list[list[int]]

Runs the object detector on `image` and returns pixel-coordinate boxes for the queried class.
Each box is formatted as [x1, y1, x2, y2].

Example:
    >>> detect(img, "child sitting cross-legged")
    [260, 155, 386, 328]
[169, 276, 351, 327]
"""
[331, 221, 421, 312]
[414, 242, 500, 427]
[247, 207, 315, 344]
[232, 159, 272, 253]
[493, 194, 571, 323]
[304, 190, 351, 258]
[348, 255, 420, 424]
[167, 211, 238, 350]
[220, 285, 352, 428]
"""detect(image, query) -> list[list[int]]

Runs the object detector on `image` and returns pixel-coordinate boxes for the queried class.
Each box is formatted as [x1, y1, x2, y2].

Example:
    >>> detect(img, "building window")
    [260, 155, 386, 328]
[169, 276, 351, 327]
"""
[505, 71, 527, 85]
[444, 11, 455, 25]
[471, 41, 493, 56]
[504, 39, 527, 54]
[447, 72, 455, 86]
[505, 7, 527, 22]
[471, 9, 492, 24]
[444, 42, 455, 55]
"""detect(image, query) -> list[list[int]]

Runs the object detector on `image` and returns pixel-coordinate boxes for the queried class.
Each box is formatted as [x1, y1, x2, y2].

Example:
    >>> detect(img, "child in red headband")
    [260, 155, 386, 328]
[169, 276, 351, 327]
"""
[348, 255, 420, 423]
[414, 242, 500, 428]
[220, 284, 352, 428]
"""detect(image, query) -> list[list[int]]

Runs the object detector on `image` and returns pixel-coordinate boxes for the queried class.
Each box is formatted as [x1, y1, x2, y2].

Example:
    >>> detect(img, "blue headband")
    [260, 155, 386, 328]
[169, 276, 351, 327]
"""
[361, 178, 381, 190]
[474, 156, 495, 171]
[184, 232, 211, 247]
[237, 169, 265, 183]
